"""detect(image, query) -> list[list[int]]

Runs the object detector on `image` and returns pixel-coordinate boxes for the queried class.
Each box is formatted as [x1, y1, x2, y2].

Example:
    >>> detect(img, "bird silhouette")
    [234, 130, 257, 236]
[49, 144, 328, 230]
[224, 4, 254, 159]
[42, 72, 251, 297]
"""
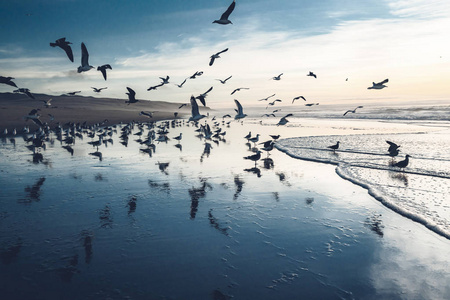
[50, 37, 74, 62]
[209, 48, 228, 66]
[97, 64, 112, 80]
[77, 43, 94, 73]
[368, 79, 388, 89]
[213, 0, 236, 25]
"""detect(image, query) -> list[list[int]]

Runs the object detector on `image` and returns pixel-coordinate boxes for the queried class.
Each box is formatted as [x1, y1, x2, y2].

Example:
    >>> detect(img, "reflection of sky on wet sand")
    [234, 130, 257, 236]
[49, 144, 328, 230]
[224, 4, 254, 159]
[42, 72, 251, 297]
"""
[0, 118, 449, 299]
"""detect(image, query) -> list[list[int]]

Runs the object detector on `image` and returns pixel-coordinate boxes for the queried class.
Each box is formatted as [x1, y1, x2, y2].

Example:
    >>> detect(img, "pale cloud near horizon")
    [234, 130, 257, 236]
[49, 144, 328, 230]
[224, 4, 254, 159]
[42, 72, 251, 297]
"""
[1, 0, 449, 108]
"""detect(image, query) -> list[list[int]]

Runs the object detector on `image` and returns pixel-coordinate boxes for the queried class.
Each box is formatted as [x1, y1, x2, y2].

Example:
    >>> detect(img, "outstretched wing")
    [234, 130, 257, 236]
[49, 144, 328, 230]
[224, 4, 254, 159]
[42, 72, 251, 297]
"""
[204, 86, 213, 94]
[81, 42, 89, 66]
[220, 1, 236, 20]
[190, 96, 200, 117]
[234, 99, 243, 114]
[377, 78, 389, 85]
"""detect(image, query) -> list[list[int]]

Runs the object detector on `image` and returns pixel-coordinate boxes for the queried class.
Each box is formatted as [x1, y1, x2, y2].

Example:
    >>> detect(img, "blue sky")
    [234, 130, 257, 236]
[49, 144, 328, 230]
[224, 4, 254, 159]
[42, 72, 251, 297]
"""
[1, 0, 449, 108]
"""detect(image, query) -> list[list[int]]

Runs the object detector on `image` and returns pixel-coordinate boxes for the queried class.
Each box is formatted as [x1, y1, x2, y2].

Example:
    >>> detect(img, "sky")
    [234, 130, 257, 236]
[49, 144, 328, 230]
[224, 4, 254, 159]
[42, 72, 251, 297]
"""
[1, 0, 449, 109]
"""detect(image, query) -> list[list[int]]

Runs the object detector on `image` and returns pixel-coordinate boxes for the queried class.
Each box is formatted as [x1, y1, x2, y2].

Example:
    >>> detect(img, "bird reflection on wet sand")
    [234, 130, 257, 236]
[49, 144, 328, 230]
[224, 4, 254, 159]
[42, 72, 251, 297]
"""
[148, 180, 171, 193]
[99, 205, 113, 228]
[233, 175, 244, 200]
[364, 214, 384, 237]
[127, 195, 137, 215]
[208, 209, 229, 236]
[244, 167, 261, 177]
[20, 177, 46, 203]
[390, 172, 408, 186]
[189, 179, 211, 219]
[81, 230, 93, 264]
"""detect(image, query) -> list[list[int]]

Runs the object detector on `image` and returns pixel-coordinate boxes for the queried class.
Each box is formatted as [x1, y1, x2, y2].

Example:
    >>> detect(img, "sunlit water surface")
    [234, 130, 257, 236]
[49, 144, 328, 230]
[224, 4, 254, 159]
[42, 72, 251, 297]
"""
[1, 117, 449, 300]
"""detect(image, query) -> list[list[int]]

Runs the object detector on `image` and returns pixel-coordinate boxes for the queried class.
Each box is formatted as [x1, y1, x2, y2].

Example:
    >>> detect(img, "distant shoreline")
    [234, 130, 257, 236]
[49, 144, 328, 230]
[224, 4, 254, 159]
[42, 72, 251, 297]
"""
[0, 92, 209, 132]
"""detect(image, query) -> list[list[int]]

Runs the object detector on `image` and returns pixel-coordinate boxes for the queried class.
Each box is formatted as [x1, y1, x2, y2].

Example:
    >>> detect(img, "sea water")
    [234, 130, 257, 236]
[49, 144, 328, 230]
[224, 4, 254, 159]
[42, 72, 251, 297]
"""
[0, 111, 449, 299]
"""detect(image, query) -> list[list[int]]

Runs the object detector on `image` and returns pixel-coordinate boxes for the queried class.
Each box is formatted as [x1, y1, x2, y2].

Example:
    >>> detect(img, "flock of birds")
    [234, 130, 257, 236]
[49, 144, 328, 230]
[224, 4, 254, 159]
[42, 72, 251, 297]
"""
[1, 0, 409, 170]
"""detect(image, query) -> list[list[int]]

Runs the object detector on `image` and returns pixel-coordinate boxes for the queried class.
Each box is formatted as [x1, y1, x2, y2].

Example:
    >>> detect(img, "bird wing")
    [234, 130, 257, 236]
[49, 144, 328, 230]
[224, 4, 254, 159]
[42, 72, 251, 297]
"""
[204, 86, 213, 94]
[343, 110, 351, 116]
[62, 44, 74, 62]
[196, 95, 206, 107]
[209, 56, 215, 66]
[386, 140, 398, 147]
[126, 87, 136, 98]
[81, 43, 89, 66]
[190, 96, 200, 116]
[225, 75, 232, 81]
[231, 89, 237, 95]
[377, 78, 389, 85]
[217, 48, 229, 55]
[98, 67, 107, 80]
[234, 99, 243, 114]
[220, 0, 236, 20]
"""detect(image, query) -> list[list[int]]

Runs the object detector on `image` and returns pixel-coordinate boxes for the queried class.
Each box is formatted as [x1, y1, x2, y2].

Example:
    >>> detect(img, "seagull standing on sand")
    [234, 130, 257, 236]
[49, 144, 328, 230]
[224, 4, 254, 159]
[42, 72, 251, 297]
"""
[213, 0, 235, 25]
[50, 37, 74, 62]
[307, 71, 317, 78]
[231, 87, 249, 95]
[368, 79, 388, 89]
[0, 76, 18, 87]
[209, 48, 228, 66]
[393, 154, 410, 170]
[244, 150, 262, 167]
[234, 99, 247, 120]
[328, 141, 340, 152]
[272, 73, 283, 80]
[189, 96, 206, 122]
[343, 106, 363, 116]
[216, 75, 232, 84]
[77, 43, 94, 73]
[125, 87, 138, 104]
[97, 64, 112, 80]
[292, 96, 306, 103]
[196, 86, 213, 107]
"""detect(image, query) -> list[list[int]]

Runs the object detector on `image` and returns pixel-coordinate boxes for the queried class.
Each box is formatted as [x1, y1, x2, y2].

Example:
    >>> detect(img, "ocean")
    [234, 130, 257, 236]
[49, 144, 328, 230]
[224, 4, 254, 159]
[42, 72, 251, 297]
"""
[1, 105, 449, 299]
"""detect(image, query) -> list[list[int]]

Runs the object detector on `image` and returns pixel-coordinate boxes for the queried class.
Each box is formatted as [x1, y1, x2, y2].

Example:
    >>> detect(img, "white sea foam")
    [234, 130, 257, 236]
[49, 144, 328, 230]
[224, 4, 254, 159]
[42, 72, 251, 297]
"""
[276, 130, 450, 239]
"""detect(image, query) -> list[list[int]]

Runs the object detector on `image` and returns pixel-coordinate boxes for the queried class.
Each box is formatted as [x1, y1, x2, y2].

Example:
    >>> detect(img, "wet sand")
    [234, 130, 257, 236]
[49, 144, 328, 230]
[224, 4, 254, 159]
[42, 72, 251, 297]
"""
[0, 92, 202, 131]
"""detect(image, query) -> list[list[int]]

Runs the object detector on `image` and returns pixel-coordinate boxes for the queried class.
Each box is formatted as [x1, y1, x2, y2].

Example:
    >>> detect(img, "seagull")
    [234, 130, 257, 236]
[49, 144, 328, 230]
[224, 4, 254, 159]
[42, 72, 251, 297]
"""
[196, 86, 213, 107]
[190, 71, 203, 79]
[66, 91, 81, 96]
[262, 113, 276, 117]
[266, 99, 282, 108]
[173, 133, 182, 143]
[147, 83, 164, 91]
[188, 96, 206, 122]
[343, 106, 363, 116]
[91, 87, 107, 93]
[292, 96, 306, 103]
[258, 94, 276, 101]
[368, 79, 388, 89]
[393, 154, 410, 170]
[77, 43, 94, 73]
[125, 87, 138, 104]
[386, 141, 401, 154]
[97, 64, 112, 80]
[216, 75, 232, 84]
[41, 98, 52, 108]
[231, 87, 249, 95]
[269, 135, 280, 140]
[14, 88, 35, 99]
[307, 71, 317, 78]
[277, 114, 292, 126]
[50, 37, 74, 62]
[244, 150, 262, 167]
[305, 103, 319, 106]
[213, 0, 235, 25]
[272, 73, 283, 80]
[328, 141, 340, 152]
[248, 134, 260, 145]
[209, 48, 228, 66]
[175, 78, 187, 88]
[234, 99, 247, 120]
[159, 75, 170, 84]
[179, 103, 188, 109]
[0, 76, 18, 87]
[140, 111, 154, 118]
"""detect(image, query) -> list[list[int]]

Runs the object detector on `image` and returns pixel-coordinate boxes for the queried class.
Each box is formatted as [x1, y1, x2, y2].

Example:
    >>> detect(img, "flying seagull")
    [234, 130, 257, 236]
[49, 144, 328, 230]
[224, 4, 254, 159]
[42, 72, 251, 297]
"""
[13, 88, 35, 99]
[213, 0, 236, 25]
[266, 99, 282, 108]
[292, 96, 306, 103]
[140, 111, 155, 118]
[159, 75, 170, 84]
[272, 73, 283, 80]
[386, 141, 401, 156]
[368, 79, 388, 89]
[147, 83, 164, 91]
[175, 78, 187, 88]
[97, 64, 112, 80]
[125, 87, 138, 104]
[277, 113, 292, 126]
[91, 87, 107, 93]
[41, 98, 52, 108]
[66, 91, 81, 96]
[343, 106, 363, 116]
[234, 99, 247, 120]
[188, 96, 206, 122]
[196, 86, 213, 107]
[216, 75, 232, 84]
[307, 71, 317, 78]
[77, 42, 94, 73]
[258, 94, 276, 101]
[0, 76, 17, 88]
[231, 87, 249, 95]
[190, 71, 203, 79]
[209, 48, 228, 66]
[50, 37, 74, 62]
